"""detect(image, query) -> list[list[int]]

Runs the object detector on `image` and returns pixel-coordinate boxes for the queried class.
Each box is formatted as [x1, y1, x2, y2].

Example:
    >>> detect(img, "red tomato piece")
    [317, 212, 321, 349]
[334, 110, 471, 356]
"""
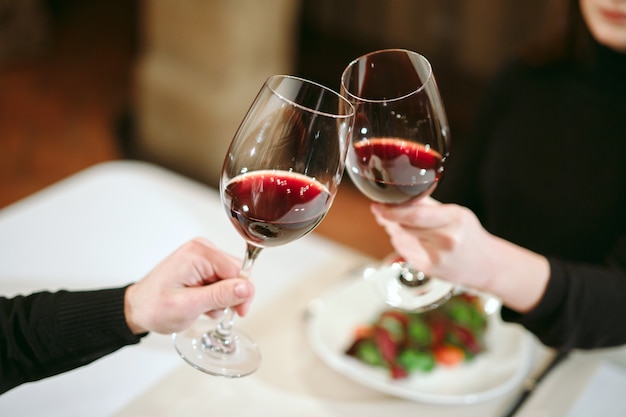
[433, 345, 465, 366]
[429, 318, 446, 347]
[390, 364, 409, 379]
[374, 327, 398, 363]
[353, 325, 373, 340]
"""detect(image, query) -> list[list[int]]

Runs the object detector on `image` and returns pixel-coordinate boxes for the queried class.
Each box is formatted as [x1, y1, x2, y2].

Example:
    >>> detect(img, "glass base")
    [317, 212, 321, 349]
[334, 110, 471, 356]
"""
[365, 261, 454, 311]
[173, 319, 261, 378]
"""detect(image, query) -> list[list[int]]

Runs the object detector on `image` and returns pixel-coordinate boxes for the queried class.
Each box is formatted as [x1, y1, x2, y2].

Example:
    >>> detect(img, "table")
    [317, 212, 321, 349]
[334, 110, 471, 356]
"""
[1, 160, 624, 416]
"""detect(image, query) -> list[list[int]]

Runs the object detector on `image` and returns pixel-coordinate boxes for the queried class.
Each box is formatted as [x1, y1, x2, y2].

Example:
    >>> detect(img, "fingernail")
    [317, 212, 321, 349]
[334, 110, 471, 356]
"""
[234, 283, 250, 298]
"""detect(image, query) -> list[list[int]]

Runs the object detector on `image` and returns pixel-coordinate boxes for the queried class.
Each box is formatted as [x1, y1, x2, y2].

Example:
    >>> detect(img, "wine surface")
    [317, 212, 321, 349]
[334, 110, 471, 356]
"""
[224, 170, 331, 247]
[348, 137, 443, 204]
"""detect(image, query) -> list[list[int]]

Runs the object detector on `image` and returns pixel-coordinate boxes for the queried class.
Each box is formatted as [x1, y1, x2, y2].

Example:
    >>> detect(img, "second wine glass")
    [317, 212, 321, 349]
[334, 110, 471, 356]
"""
[340, 48, 454, 311]
[173, 75, 354, 377]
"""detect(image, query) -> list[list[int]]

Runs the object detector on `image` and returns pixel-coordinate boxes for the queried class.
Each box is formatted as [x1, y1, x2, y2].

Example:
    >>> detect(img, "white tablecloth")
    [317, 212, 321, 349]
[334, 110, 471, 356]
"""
[0, 161, 623, 416]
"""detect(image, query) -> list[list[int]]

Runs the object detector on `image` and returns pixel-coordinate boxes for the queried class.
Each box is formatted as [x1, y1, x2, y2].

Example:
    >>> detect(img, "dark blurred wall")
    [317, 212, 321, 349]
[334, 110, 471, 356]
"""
[294, 0, 549, 141]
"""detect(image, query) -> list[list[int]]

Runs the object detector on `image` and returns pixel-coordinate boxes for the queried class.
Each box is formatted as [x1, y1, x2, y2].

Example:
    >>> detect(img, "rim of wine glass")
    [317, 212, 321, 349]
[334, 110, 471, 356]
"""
[340, 48, 434, 103]
[266, 74, 355, 119]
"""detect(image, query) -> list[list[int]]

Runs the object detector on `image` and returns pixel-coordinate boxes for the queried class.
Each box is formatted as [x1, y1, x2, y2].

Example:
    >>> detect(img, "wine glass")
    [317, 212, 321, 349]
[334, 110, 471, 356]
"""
[173, 74, 354, 377]
[340, 48, 453, 311]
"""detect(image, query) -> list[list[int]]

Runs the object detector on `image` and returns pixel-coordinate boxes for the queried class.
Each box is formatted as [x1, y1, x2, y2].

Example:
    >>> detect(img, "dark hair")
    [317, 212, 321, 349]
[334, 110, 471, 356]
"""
[522, 0, 593, 66]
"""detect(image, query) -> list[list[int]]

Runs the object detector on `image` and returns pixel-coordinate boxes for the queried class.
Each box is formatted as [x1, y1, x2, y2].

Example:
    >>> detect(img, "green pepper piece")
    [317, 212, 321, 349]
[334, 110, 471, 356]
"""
[356, 340, 385, 367]
[397, 350, 436, 373]
[446, 299, 473, 326]
[407, 317, 431, 347]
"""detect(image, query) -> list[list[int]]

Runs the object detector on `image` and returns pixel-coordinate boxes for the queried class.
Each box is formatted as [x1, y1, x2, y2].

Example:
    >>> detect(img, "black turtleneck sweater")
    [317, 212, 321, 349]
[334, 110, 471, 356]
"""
[435, 42, 626, 350]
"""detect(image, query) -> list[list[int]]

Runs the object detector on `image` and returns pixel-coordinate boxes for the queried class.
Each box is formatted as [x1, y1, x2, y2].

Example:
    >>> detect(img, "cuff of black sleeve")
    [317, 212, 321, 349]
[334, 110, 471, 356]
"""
[500, 257, 568, 327]
[56, 286, 147, 354]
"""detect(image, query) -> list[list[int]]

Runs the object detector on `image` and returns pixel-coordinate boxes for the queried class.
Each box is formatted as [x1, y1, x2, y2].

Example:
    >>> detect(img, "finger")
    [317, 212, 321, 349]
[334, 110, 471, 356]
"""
[195, 278, 254, 314]
[204, 280, 255, 318]
[186, 239, 242, 283]
[370, 206, 394, 228]
[405, 196, 440, 207]
[372, 201, 456, 229]
[233, 296, 254, 317]
[191, 236, 216, 248]
[232, 279, 255, 316]
[206, 309, 225, 319]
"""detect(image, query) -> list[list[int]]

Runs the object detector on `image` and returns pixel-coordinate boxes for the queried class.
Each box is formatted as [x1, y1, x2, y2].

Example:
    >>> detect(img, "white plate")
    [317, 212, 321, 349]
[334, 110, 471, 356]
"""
[306, 273, 535, 405]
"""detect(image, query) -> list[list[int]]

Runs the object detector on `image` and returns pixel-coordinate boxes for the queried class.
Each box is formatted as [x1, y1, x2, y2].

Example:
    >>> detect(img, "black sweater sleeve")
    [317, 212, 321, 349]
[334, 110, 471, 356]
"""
[0, 287, 146, 394]
[502, 235, 626, 350]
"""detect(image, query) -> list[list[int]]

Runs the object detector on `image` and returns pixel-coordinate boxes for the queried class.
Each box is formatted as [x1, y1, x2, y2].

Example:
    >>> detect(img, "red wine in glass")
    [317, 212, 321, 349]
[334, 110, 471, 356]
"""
[349, 137, 444, 204]
[223, 170, 331, 247]
[341, 49, 454, 311]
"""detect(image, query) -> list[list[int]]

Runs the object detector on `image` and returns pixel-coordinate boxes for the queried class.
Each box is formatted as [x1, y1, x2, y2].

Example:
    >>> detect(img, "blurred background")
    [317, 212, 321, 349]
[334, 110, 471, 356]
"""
[0, 0, 548, 259]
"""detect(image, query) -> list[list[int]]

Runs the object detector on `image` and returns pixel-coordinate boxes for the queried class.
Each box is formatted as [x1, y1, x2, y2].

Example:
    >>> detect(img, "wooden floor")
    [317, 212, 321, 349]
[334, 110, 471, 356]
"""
[0, 1, 392, 260]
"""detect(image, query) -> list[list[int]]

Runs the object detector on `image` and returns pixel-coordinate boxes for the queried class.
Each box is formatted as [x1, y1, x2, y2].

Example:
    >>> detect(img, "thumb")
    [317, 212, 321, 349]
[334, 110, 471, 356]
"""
[195, 278, 255, 316]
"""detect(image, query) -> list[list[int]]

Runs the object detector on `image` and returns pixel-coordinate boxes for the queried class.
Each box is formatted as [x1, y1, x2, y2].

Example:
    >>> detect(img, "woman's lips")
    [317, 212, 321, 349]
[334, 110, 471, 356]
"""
[600, 8, 626, 23]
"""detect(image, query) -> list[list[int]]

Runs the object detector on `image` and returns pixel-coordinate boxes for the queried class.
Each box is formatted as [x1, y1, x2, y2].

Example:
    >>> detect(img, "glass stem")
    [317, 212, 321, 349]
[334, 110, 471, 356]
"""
[214, 244, 262, 339]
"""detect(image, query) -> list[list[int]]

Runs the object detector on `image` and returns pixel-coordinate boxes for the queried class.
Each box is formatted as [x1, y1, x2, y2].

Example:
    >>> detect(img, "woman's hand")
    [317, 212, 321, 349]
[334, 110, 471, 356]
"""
[124, 238, 254, 335]
[371, 197, 550, 312]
